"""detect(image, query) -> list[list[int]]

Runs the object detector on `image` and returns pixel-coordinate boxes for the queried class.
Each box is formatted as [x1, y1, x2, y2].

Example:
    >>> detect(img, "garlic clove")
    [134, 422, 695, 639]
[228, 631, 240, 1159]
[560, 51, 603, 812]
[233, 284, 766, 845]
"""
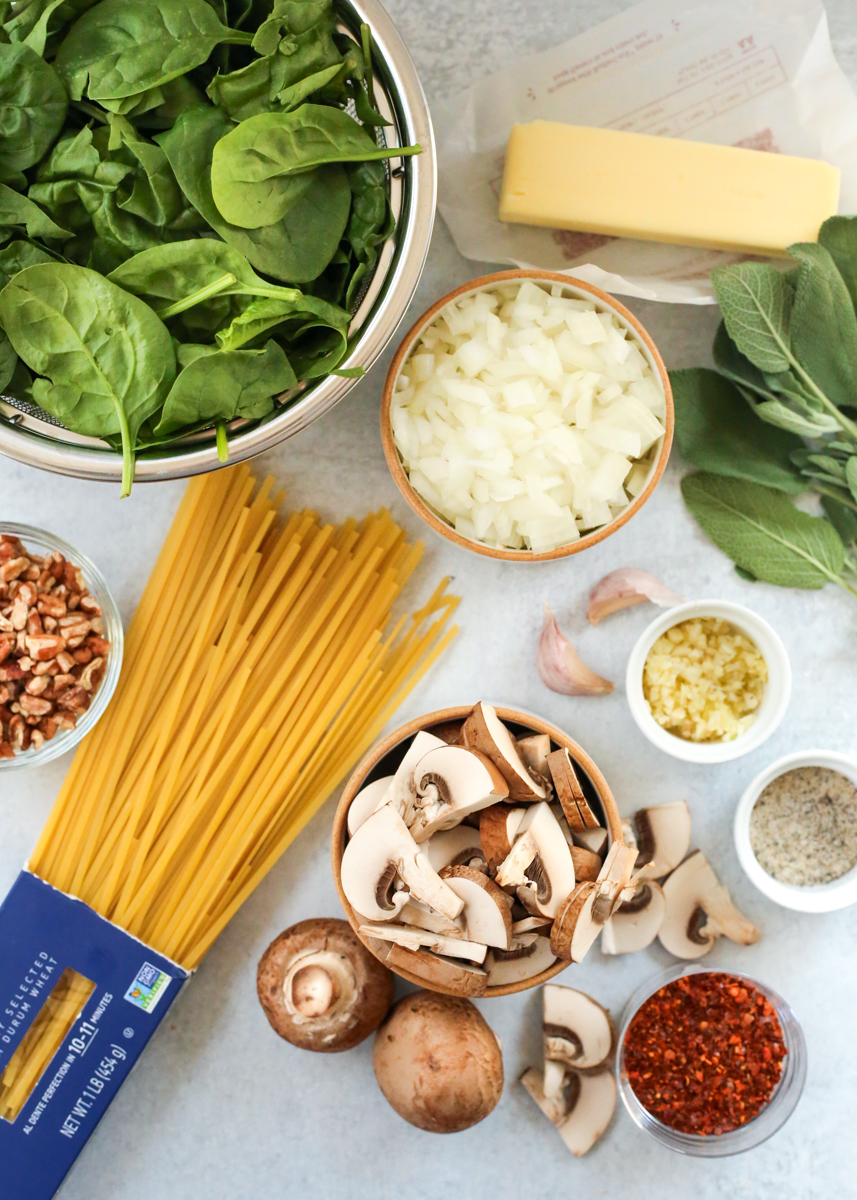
[587, 569, 684, 625]
[537, 605, 613, 697]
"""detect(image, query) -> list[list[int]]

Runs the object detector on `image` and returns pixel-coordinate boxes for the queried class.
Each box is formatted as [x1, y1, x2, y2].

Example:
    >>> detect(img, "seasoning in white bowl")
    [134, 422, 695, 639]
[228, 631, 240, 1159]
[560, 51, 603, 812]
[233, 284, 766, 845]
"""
[390, 280, 666, 553]
[642, 617, 767, 743]
[749, 767, 857, 886]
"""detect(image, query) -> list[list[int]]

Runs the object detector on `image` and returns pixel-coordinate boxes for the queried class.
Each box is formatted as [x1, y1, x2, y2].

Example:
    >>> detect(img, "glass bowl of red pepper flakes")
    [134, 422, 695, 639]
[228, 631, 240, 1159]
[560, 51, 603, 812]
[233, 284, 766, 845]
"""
[617, 965, 806, 1156]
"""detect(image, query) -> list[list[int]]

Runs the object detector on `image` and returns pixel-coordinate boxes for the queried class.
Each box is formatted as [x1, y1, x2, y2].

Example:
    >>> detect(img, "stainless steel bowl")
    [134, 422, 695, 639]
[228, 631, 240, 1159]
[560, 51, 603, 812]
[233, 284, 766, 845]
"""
[0, 0, 436, 485]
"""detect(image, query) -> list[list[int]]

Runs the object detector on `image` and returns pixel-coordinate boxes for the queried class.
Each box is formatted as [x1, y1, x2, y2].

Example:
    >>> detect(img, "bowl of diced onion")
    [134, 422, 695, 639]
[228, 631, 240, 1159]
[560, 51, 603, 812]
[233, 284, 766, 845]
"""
[381, 270, 673, 561]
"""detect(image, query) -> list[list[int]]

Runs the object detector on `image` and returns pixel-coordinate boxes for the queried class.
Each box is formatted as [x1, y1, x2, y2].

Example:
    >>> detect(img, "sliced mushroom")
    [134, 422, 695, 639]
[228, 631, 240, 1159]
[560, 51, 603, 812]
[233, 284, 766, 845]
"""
[424, 825, 486, 874]
[511, 915, 553, 935]
[439, 865, 513, 950]
[516, 732, 553, 793]
[620, 818, 638, 857]
[358, 922, 487, 963]
[495, 802, 576, 919]
[257, 918, 393, 1052]
[521, 1065, 616, 1157]
[592, 841, 640, 923]
[409, 745, 509, 842]
[340, 803, 464, 922]
[462, 702, 547, 801]
[479, 803, 526, 871]
[546, 748, 601, 830]
[376, 729, 447, 822]
[427, 718, 464, 745]
[383, 944, 487, 996]
[485, 934, 556, 986]
[601, 881, 666, 955]
[572, 826, 609, 857]
[550, 882, 601, 962]
[398, 899, 464, 939]
[570, 845, 602, 882]
[347, 775, 395, 836]
[542, 984, 615, 1072]
[632, 800, 692, 881]
[659, 850, 760, 959]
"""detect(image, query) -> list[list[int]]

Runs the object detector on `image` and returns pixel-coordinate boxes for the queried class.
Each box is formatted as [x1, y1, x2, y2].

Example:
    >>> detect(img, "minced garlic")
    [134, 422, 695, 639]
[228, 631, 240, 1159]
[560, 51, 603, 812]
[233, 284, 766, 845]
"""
[643, 617, 767, 743]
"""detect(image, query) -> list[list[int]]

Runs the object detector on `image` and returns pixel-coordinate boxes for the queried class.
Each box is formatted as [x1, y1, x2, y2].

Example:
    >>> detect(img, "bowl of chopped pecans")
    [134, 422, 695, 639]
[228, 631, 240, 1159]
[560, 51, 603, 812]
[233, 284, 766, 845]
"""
[0, 526, 123, 770]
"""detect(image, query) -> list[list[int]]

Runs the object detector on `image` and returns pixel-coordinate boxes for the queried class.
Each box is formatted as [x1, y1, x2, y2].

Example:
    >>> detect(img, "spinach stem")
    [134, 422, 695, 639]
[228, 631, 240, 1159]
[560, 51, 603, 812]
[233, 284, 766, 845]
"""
[361, 23, 374, 99]
[116, 401, 134, 498]
[156, 273, 237, 320]
[216, 421, 229, 462]
[223, 31, 254, 44]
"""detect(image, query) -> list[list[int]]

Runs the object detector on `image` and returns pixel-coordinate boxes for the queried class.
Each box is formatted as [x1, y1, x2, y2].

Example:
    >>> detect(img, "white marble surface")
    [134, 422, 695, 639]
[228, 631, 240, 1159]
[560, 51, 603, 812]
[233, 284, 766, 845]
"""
[3, 2, 857, 1197]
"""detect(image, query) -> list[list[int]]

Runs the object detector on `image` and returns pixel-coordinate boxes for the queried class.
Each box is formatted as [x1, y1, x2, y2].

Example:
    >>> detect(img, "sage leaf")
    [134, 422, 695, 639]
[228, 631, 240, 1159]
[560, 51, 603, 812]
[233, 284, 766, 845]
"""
[55, 0, 253, 101]
[156, 104, 351, 282]
[210, 105, 418, 229]
[0, 43, 67, 179]
[822, 495, 857, 550]
[788, 242, 857, 412]
[671, 368, 803, 493]
[818, 215, 857, 310]
[847, 457, 857, 505]
[681, 471, 846, 590]
[154, 338, 295, 436]
[0, 263, 175, 494]
[750, 398, 840, 437]
[711, 262, 794, 374]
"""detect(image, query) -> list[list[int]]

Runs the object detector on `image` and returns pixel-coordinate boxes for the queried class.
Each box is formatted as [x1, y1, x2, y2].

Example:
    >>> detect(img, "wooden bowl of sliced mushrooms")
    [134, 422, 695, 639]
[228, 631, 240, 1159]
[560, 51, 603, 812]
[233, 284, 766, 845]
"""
[331, 702, 632, 997]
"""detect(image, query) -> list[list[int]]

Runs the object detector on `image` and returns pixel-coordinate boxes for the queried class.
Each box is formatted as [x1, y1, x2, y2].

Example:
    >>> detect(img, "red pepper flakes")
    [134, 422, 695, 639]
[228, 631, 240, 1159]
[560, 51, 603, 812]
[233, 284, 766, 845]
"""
[623, 973, 787, 1136]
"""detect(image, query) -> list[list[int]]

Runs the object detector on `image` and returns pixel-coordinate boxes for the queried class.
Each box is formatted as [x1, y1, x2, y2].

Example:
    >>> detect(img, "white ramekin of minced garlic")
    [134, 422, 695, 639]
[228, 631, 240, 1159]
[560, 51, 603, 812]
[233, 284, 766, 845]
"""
[625, 601, 791, 764]
[734, 750, 857, 912]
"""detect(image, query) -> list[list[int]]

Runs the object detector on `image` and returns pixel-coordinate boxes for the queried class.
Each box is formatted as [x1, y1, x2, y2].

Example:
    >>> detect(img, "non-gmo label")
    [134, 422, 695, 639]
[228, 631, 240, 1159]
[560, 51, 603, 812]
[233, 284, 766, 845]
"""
[123, 964, 170, 1015]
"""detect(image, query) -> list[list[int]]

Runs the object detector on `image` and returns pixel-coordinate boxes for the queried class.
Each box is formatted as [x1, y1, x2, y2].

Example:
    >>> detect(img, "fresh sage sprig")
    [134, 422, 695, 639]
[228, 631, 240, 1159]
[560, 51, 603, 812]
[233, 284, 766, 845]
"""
[673, 214, 857, 605]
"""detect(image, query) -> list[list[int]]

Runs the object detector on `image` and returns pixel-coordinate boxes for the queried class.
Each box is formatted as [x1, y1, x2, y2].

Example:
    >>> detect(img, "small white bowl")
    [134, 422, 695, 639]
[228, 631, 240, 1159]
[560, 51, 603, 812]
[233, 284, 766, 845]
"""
[734, 750, 857, 912]
[625, 600, 791, 764]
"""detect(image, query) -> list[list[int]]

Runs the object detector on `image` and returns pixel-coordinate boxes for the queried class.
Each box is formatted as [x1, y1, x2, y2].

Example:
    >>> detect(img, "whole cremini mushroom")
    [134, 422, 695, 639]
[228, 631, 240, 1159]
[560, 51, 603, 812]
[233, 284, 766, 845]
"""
[373, 990, 504, 1132]
[257, 918, 394, 1052]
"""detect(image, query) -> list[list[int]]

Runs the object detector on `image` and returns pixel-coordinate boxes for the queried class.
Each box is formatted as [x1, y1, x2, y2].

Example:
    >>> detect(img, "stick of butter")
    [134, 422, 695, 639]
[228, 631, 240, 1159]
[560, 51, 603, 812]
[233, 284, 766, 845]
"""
[498, 122, 840, 257]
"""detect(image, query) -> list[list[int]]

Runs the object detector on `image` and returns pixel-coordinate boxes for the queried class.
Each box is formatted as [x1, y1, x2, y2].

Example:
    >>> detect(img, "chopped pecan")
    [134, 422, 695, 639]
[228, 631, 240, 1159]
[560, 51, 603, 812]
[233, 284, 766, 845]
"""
[0, 635, 10, 665]
[0, 661, 24, 681]
[72, 647, 92, 664]
[26, 611, 44, 636]
[26, 634, 66, 661]
[79, 595, 101, 617]
[56, 687, 90, 714]
[77, 657, 104, 691]
[19, 693, 53, 717]
[0, 557, 29, 583]
[37, 594, 66, 618]
[25, 676, 50, 697]
[9, 597, 28, 630]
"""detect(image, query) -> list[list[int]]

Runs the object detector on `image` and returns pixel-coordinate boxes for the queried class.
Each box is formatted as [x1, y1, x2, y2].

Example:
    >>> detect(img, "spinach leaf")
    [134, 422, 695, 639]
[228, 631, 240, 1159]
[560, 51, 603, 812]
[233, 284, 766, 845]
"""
[55, 0, 253, 101]
[711, 262, 794, 374]
[0, 183, 69, 239]
[3, 0, 95, 46]
[210, 105, 419, 229]
[157, 104, 350, 281]
[788, 242, 857, 412]
[0, 239, 58, 287]
[107, 238, 262, 308]
[0, 43, 68, 180]
[21, 0, 66, 55]
[215, 292, 348, 355]
[251, 0, 340, 83]
[0, 327, 16, 392]
[344, 157, 392, 307]
[0, 263, 176, 495]
[819, 215, 857, 310]
[671, 368, 803, 493]
[153, 338, 295, 435]
[681, 471, 846, 590]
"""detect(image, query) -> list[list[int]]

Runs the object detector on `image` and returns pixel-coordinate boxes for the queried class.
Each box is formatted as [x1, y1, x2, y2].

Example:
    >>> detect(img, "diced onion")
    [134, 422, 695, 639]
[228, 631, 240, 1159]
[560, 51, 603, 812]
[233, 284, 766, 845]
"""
[391, 281, 666, 552]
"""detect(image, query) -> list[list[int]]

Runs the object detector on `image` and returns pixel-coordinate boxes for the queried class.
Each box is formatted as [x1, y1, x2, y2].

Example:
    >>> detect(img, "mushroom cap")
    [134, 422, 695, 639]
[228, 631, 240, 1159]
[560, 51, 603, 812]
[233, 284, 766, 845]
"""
[495, 802, 576, 920]
[385, 945, 488, 996]
[486, 933, 556, 987]
[479, 803, 526, 871]
[521, 1065, 616, 1157]
[439, 864, 513, 949]
[410, 744, 509, 841]
[257, 918, 393, 1053]
[425, 825, 486, 873]
[373, 991, 504, 1132]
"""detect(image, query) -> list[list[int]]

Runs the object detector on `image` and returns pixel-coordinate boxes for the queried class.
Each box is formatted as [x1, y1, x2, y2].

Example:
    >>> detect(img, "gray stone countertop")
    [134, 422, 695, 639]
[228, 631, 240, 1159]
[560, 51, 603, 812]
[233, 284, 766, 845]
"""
[2, 1, 857, 1196]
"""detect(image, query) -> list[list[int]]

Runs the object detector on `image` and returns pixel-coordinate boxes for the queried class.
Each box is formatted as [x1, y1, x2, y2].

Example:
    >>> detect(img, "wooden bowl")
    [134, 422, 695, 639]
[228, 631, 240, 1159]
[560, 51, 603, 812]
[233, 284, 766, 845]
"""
[381, 269, 673, 561]
[331, 704, 623, 998]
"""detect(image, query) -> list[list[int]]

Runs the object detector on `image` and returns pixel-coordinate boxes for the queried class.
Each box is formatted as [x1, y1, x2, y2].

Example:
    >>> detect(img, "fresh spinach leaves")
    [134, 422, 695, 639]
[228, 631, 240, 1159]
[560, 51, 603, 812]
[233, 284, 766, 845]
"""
[0, 42, 67, 179]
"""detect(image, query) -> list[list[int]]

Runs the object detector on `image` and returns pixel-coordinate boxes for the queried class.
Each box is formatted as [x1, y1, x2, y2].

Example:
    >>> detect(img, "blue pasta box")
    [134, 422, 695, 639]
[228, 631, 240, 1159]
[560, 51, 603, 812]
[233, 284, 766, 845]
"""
[0, 870, 189, 1200]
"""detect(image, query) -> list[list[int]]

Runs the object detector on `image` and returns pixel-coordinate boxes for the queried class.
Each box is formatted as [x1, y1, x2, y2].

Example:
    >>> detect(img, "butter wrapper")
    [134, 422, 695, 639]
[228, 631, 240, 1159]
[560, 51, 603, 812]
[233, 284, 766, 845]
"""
[433, 0, 857, 304]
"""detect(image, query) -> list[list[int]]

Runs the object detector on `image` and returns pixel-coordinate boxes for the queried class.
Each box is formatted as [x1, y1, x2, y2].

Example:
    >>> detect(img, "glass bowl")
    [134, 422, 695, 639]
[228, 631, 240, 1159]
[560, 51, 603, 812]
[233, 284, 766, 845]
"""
[0, 524, 123, 771]
[616, 963, 807, 1156]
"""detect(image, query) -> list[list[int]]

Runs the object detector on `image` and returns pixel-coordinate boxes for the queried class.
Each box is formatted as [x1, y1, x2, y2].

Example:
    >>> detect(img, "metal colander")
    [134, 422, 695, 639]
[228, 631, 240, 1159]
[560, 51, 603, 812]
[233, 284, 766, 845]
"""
[0, 0, 436, 484]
